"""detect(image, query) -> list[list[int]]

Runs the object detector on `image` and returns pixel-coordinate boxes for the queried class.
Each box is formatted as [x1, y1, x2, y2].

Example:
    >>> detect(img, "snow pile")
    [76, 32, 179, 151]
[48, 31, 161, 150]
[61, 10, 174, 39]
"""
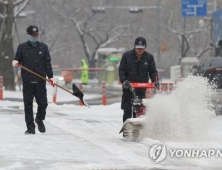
[145, 75, 216, 141]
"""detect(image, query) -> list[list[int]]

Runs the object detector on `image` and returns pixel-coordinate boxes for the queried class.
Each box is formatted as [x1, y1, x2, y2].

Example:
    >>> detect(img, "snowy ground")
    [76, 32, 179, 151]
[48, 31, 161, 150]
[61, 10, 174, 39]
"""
[1, 76, 222, 170]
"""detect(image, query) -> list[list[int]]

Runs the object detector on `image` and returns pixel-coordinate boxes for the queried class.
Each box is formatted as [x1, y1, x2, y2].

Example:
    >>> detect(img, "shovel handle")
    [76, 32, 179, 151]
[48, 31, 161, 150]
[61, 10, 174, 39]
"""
[20, 65, 73, 95]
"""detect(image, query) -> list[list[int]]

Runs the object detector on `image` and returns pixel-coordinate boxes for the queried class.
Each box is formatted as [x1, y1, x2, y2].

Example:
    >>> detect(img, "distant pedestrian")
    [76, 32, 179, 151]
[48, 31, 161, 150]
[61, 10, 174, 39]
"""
[80, 59, 89, 85]
[12, 25, 54, 134]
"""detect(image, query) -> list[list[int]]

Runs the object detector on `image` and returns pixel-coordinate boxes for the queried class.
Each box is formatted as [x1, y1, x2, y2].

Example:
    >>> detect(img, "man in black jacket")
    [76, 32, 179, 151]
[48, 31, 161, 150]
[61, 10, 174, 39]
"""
[12, 25, 54, 134]
[119, 37, 159, 122]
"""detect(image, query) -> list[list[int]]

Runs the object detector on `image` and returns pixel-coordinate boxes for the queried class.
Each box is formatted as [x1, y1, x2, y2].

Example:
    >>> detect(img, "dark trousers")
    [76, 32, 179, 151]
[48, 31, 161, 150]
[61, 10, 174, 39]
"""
[23, 81, 48, 129]
[123, 110, 136, 123]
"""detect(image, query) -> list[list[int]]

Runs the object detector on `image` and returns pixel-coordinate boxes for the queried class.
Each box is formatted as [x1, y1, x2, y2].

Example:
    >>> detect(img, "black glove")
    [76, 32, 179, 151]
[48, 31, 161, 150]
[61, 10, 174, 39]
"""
[122, 80, 131, 89]
[155, 81, 160, 88]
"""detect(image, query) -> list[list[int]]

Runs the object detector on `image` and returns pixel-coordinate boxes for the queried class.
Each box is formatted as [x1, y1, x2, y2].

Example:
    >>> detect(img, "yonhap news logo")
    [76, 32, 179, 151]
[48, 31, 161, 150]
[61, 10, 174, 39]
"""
[149, 143, 222, 163]
[149, 143, 167, 163]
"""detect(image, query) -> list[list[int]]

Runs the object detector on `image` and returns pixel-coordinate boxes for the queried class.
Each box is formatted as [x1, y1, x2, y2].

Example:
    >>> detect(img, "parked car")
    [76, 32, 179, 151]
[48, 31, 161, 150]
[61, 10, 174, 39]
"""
[193, 57, 222, 76]
[204, 66, 222, 115]
[193, 57, 222, 115]
[204, 67, 222, 88]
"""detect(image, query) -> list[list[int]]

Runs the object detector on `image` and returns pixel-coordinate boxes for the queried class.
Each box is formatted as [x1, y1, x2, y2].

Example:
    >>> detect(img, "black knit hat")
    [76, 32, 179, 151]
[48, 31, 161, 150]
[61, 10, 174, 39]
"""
[134, 37, 146, 48]
[26, 25, 39, 35]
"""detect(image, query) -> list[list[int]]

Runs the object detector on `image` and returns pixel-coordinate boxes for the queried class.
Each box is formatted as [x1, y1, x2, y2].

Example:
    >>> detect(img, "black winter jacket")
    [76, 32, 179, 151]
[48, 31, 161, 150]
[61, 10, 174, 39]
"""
[15, 41, 53, 82]
[118, 49, 158, 110]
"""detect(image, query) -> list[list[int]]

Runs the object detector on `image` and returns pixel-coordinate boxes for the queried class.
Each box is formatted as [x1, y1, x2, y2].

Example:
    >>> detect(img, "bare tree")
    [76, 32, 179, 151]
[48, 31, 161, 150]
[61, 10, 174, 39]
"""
[0, 0, 30, 90]
[167, 12, 211, 60]
[53, 1, 133, 67]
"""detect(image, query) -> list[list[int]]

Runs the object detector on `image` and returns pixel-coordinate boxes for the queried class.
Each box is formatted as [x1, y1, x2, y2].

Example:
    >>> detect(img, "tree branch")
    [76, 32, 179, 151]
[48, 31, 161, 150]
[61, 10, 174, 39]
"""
[167, 13, 180, 35]
[183, 35, 190, 58]
[50, 46, 70, 56]
[100, 36, 119, 48]
[85, 30, 100, 46]
[0, 5, 6, 45]
[167, 12, 208, 36]
[0, 0, 7, 5]
[83, 25, 106, 45]
[83, 13, 96, 30]
[14, 0, 30, 18]
[69, 16, 91, 60]
[0, 13, 7, 19]
[196, 47, 210, 58]
[14, 0, 25, 6]
[91, 27, 106, 41]
[0, 16, 5, 45]
[183, 27, 209, 36]
[99, 25, 129, 48]
[49, 18, 64, 51]
[52, 4, 91, 61]
[168, 11, 211, 60]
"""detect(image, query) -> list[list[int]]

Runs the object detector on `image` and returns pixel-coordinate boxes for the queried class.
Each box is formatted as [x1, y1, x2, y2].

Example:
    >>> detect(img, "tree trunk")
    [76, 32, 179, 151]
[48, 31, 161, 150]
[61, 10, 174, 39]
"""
[0, 0, 15, 90]
[89, 59, 96, 68]
[88, 59, 96, 79]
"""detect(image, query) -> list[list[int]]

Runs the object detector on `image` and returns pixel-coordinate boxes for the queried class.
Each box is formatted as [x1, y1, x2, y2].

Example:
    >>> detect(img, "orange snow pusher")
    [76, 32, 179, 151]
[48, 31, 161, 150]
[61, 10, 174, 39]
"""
[119, 82, 173, 142]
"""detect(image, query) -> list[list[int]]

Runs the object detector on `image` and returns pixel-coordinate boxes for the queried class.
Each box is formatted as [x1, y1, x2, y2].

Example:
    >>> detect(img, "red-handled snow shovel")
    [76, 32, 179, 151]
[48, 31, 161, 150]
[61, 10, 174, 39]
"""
[20, 65, 90, 108]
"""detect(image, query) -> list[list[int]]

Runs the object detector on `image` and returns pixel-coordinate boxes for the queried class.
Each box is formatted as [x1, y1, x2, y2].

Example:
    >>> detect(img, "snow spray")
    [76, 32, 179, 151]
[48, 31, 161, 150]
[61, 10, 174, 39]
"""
[145, 75, 216, 141]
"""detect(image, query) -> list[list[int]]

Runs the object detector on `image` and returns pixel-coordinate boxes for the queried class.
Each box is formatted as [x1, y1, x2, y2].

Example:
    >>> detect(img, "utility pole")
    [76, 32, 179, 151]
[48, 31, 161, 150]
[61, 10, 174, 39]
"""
[208, 0, 217, 57]
[213, 0, 217, 12]
[155, 0, 162, 65]
[40, 0, 47, 43]
[32, 0, 37, 25]
[181, 18, 186, 59]
[181, 18, 186, 77]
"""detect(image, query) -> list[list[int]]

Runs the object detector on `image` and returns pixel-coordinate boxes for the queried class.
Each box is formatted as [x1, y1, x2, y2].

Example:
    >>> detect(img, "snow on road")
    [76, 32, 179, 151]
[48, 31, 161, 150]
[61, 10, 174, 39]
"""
[0, 103, 158, 170]
[0, 76, 222, 169]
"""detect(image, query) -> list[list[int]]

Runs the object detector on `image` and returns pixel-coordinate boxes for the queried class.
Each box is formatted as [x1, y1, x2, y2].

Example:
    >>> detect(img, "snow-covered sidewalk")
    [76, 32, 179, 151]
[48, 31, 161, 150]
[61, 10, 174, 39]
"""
[0, 101, 222, 170]
[2, 76, 222, 169]
[0, 103, 157, 170]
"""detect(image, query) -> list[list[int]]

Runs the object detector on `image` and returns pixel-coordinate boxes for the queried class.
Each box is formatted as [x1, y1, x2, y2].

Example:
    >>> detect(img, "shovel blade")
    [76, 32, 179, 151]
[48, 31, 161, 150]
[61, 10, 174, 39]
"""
[72, 84, 90, 107]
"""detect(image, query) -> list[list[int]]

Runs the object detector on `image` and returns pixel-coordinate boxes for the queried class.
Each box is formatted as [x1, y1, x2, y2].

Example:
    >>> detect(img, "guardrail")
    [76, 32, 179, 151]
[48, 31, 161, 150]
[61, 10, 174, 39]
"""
[0, 76, 3, 100]
[51, 82, 174, 106]
[0, 78, 173, 105]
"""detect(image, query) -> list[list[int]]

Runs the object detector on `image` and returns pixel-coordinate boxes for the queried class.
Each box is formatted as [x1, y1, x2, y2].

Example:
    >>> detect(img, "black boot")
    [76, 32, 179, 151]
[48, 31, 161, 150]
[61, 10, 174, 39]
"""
[35, 118, 46, 133]
[25, 127, 35, 135]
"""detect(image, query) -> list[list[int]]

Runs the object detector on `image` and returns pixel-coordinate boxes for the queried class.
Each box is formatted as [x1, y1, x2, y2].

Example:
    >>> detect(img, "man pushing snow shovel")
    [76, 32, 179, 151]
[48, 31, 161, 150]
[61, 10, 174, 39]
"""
[12, 25, 88, 135]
